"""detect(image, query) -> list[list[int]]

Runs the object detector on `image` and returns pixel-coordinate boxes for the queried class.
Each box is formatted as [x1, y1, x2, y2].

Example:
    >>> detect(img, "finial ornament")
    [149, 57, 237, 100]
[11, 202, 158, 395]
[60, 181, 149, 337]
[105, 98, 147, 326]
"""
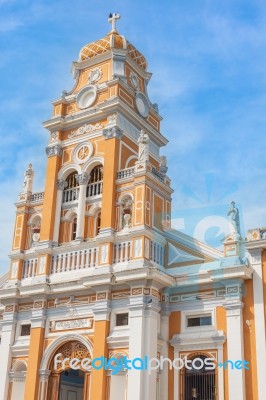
[227, 201, 241, 239]
[108, 12, 121, 32]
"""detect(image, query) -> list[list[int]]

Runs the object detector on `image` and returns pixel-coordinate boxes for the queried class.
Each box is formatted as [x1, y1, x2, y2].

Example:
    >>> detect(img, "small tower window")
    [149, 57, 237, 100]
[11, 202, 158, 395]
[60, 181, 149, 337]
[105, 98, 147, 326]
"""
[21, 324, 31, 336]
[116, 313, 129, 326]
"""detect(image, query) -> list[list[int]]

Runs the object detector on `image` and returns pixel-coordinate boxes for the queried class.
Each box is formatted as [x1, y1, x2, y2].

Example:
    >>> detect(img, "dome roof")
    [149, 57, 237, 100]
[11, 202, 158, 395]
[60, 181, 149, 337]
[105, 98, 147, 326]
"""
[79, 31, 147, 70]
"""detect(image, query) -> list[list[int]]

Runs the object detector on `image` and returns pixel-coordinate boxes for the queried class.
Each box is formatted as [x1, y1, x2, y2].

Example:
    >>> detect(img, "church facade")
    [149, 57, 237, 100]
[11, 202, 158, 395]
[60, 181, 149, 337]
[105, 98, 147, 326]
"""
[0, 14, 264, 400]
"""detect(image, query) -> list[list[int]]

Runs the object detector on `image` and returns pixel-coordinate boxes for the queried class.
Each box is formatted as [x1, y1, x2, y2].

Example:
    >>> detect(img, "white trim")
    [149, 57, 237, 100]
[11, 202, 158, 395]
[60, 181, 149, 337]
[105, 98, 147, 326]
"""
[82, 156, 104, 174]
[40, 333, 93, 370]
[58, 163, 81, 180]
[125, 155, 138, 168]
[251, 259, 266, 397]
[181, 308, 216, 334]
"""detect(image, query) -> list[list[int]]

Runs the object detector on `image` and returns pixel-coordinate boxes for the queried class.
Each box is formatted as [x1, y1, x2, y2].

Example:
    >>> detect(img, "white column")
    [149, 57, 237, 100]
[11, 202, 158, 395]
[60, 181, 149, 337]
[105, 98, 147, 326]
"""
[52, 179, 65, 244]
[249, 249, 266, 399]
[225, 298, 246, 400]
[160, 313, 169, 400]
[217, 345, 224, 400]
[127, 297, 145, 400]
[0, 311, 17, 400]
[143, 301, 160, 400]
[169, 336, 181, 400]
[38, 369, 50, 400]
[76, 173, 89, 240]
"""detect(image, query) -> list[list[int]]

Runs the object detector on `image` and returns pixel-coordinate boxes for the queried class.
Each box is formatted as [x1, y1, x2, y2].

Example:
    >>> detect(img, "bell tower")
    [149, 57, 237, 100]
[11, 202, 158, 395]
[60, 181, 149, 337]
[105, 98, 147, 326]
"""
[22, 12, 172, 273]
[1, 14, 173, 400]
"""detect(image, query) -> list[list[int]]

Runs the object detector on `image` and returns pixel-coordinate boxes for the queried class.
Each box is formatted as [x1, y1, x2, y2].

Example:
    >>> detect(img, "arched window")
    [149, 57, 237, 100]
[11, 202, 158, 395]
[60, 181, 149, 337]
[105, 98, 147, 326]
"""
[63, 172, 79, 203]
[87, 165, 103, 197]
[71, 217, 77, 241]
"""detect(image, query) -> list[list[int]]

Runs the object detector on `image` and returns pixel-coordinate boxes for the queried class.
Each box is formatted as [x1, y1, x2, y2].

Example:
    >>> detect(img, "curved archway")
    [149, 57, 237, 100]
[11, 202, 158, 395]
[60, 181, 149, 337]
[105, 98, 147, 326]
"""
[58, 163, 81, 180]
[82, 156, 104, 175]
[12, 359, 27, 372]
[40, 334, 93, 371]
[40, 335, 93, 400]
[10, 360, 27, 400]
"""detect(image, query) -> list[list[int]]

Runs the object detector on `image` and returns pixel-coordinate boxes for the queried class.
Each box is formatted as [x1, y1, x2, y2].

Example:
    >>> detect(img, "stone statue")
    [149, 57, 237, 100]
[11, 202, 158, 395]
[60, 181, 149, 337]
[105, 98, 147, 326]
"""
[138, 130, 149, 163]
[22, 163, 34, 193]
[159, 155, 168, 175]
[227, 201, 241, 238]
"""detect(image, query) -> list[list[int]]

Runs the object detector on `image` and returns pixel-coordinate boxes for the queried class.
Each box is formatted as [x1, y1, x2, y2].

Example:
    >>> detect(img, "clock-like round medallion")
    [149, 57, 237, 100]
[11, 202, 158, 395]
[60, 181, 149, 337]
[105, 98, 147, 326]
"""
[74, 142, 93, 164]
[135, 92, 149, 118]
[77, 85, 97, 109]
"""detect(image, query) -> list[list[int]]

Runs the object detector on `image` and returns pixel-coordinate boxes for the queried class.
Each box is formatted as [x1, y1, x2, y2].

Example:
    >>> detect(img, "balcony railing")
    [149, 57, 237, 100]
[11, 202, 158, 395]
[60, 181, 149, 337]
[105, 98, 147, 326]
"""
[117, 167, 135, 180]
[63, 188, 79, 203]
[23, 258, 38, 279]
[30, 192, 44, 203]
[86, 181, 103, 197]
[113, 241, 132, 263]
[150, 240, 164, 266]
[51, 248, 99, 274]
[151, 167, 165, 183]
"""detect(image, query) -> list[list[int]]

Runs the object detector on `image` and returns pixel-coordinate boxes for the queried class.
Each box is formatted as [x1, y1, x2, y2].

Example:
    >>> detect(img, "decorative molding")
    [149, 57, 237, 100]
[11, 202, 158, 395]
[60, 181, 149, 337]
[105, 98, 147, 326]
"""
[103, 126, 123, 140]
[45, 144, 62, 158]
[108, 114, 116, 124]
[56, 179, 67, 191]
[50, 317, 93, 332]
[76, 172, 89, 185]
[74, 142, 93, 164]
[134, 238, 142, 258]
[88, 67, 103, 83]
[68, 122, 103, 139]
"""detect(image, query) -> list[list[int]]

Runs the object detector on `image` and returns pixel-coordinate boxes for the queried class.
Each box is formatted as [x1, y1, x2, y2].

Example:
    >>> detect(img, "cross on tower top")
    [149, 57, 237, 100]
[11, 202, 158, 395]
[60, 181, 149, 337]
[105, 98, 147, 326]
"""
[108, 13, 121, 32]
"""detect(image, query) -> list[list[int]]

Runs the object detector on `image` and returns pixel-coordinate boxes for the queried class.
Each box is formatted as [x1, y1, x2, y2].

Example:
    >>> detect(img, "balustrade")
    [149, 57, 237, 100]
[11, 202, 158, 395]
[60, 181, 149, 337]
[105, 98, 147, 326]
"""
[22, 258, 38, 278]
[86, 181, 103, 197]
[117, 167, 135, 180]
[62, 187, 79, 203]
[150, 240, 164, 266]
[30, 192, 44, 203]
[51, 247, 99, 274]
[113, 241, 132, 263]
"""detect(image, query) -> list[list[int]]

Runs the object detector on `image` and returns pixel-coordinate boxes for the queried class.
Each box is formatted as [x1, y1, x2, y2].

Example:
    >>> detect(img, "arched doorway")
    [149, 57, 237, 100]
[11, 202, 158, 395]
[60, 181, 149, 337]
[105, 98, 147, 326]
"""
[46, 340, 91, 400]
[59, 369, 84, 400]
[181, 354, 217, 400]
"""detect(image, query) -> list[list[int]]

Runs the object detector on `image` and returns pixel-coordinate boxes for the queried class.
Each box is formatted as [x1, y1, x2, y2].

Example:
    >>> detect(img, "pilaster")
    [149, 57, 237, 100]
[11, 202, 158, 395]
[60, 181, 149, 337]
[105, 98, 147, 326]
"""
[100, 126, 122, 232]
[90, 294, 111, 400]
[40, 143, 62, 242]
[225, 296, 246, 400]
[127, 296, 145, 400]
[0, 310, 17, 400]
[24, 304, 47, 400]
[248, 248, 266, 399]
[52, 179, 66, 244]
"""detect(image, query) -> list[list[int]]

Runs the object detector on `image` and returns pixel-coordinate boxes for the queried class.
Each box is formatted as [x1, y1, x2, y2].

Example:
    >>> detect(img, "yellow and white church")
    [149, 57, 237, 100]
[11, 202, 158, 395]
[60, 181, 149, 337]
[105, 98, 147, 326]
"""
[0, 13, 264, 400]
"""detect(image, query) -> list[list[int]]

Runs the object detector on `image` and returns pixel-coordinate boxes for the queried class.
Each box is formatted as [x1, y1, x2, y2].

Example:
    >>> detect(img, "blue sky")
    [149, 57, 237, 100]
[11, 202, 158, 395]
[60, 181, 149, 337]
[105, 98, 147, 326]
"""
[0, 0, 266, 273]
